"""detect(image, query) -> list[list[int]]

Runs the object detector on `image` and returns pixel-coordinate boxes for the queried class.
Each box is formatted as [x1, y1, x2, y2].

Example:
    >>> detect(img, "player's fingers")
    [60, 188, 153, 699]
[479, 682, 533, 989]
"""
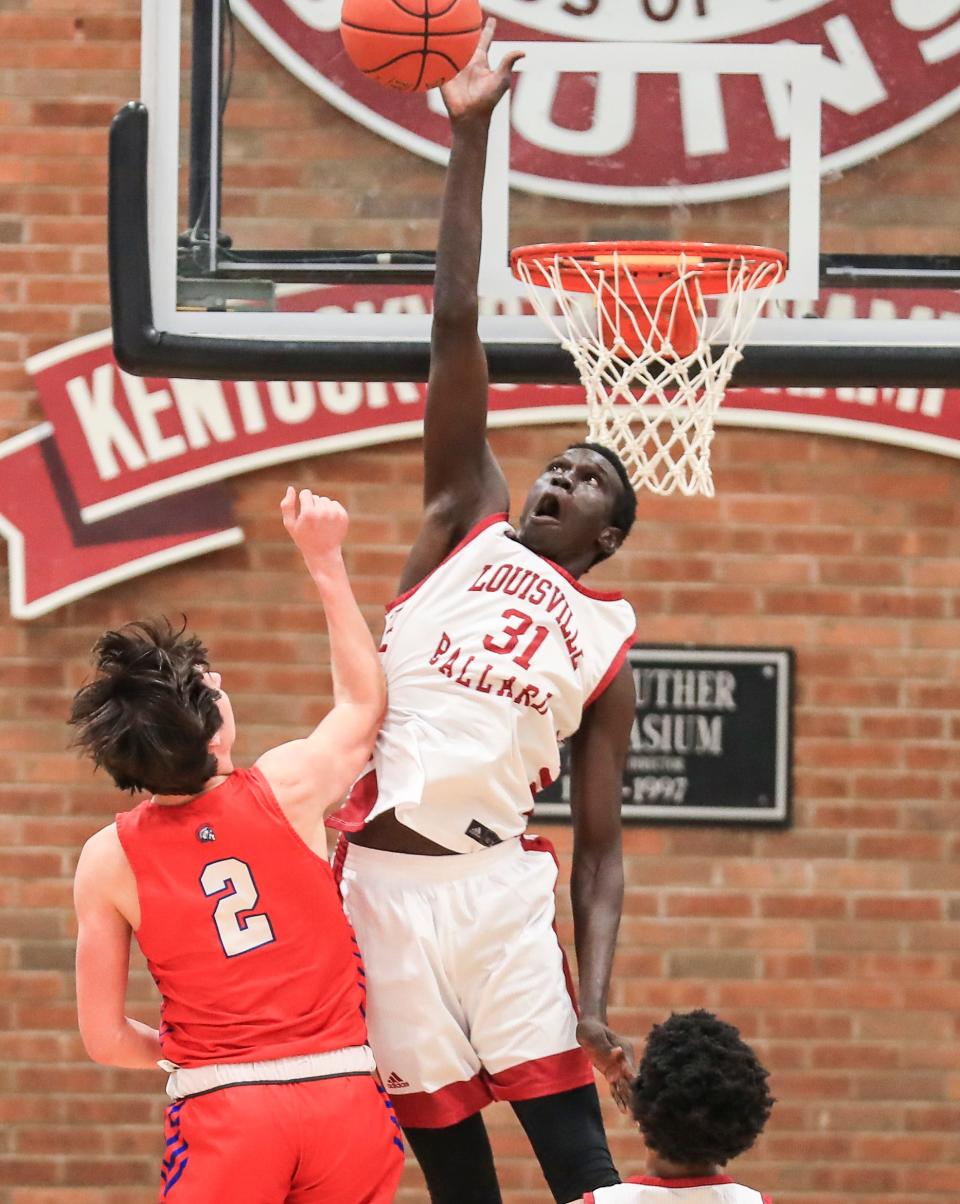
[280, 485, 296, 523]
[323, 498, 348, 526]
[612, 1076, 631, 1113]
[332, 501, 349, 534]
[603, 1043, 623, 1070]
[476, 17, 495, 59]
[497, 49, 525, 80]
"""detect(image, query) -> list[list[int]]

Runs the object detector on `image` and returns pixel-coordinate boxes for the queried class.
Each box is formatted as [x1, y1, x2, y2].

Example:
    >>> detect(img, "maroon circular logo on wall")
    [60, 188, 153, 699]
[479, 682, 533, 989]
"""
[232, 1, 960, 201]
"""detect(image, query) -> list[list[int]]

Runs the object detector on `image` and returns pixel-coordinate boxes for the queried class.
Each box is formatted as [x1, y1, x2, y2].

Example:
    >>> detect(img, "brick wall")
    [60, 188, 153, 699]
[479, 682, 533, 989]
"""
[1, 5, 960, 1202]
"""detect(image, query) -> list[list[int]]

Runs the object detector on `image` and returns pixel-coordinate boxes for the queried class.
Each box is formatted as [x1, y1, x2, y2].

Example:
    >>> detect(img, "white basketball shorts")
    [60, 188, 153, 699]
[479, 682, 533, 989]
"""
[333, 833, 595, 1128]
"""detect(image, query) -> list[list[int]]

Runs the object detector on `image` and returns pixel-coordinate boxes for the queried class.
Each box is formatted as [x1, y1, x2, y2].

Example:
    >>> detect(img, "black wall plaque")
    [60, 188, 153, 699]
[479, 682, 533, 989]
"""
[534, 645, 793, 826]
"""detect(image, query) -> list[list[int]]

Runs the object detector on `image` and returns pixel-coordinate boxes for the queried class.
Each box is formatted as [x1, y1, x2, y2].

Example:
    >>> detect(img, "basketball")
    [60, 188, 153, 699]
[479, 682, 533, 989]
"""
[340, 0, 484, 93]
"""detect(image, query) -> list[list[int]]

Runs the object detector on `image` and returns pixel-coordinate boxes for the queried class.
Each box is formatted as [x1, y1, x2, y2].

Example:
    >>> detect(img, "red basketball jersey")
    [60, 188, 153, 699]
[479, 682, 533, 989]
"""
[116, 767, 367, 1068]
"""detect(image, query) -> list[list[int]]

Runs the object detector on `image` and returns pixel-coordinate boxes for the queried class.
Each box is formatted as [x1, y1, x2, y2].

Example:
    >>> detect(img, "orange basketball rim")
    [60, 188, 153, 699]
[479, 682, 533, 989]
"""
[511, 240, 787, 359]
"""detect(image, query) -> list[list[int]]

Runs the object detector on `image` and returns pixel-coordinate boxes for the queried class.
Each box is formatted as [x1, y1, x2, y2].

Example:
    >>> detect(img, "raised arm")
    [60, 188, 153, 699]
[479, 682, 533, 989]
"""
[255, 488, 386, 847]
[568, 660, 637, 1111]
[397, 22, 524, 593]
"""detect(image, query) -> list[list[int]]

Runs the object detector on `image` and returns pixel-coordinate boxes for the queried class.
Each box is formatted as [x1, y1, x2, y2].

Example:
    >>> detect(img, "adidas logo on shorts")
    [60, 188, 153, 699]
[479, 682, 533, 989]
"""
[385, 1072, 410, 1090]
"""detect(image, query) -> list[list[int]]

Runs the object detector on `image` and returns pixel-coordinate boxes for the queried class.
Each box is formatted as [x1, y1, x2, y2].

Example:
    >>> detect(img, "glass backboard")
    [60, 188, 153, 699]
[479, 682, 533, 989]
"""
[108, 0, 960, 383]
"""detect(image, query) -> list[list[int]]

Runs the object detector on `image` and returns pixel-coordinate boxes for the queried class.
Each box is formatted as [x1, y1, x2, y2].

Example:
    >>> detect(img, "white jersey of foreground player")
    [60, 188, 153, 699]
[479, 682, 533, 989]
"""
[587, 1174, 772, 1203]
[334, 514, 636, 853]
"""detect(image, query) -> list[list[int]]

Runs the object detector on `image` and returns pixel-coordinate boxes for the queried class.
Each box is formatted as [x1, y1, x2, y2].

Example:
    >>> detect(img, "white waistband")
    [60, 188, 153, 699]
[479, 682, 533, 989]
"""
[342, 834, 525, 882]
[163, 1045, 376, 1101]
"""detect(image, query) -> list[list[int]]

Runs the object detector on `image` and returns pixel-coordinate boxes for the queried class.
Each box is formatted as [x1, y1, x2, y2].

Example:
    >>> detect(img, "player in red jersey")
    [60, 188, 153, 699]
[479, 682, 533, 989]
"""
[70, 488, 403, 1204]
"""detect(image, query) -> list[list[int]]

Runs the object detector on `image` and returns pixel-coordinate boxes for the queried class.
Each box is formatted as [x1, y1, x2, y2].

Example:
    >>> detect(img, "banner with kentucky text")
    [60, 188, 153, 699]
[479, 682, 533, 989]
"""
[2, 282, 959, 619]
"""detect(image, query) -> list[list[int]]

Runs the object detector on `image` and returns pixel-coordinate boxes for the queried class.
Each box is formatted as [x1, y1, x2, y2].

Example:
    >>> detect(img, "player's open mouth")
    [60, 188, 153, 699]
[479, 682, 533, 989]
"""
[531, 493, 562, 523]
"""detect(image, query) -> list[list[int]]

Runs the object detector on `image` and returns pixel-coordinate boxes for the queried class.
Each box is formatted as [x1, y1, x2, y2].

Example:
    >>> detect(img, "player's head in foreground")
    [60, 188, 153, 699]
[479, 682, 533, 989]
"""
[69, 617, 233, 797]
[516, 441, 637, 573]
[632, 1009, 774, 1174]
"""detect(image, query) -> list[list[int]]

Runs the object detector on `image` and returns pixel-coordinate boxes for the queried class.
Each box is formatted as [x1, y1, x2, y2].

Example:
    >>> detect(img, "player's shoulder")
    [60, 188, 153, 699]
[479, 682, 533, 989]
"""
[74, 822, 127, 896]
[77, 821, 123, 865]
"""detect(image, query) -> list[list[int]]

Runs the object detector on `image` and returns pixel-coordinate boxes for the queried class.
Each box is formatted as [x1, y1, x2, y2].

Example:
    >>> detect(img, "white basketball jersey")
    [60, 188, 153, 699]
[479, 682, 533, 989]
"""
[336, 514, 635, 853]
[588, 1177, 771, 1204]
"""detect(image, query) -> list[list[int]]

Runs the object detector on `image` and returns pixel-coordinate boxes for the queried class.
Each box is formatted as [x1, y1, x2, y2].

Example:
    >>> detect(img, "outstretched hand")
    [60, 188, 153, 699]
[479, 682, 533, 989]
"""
[577, 1017, 637, 1114]
[441, 18, 524, 124]
[281, 486, 348, 574]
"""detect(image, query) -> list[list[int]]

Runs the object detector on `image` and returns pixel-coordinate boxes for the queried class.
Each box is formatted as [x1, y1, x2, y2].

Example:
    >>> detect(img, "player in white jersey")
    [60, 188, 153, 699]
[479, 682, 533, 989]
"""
[585, 1011, 774, 1204]
[327, 22, 638, 1204]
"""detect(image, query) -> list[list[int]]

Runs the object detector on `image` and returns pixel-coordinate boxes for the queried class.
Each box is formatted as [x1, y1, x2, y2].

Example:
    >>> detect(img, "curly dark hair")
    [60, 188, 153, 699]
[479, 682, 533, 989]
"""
[568, 441, 637, 552]
[69, 618, 223, 796]
[632, 1010, 774, 1168]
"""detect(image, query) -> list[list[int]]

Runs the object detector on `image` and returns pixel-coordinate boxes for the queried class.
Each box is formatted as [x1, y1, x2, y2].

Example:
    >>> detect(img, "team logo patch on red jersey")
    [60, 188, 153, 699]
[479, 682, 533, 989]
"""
[231, 1, 960, 202]
[196, 824, 216, 843]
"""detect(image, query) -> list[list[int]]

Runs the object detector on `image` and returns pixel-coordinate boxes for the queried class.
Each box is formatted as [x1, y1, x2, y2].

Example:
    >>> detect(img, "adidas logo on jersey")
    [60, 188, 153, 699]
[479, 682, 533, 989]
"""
[385, 1072, 410, 1090]
[466, 819, 502, 848]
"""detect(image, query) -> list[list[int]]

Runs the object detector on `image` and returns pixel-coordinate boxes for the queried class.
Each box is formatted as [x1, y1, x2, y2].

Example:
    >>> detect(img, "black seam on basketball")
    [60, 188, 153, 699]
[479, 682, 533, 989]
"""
[360, 49, 458, 74]
[362, 49, 432, 72]
[386, 0, 426, 15]
[342, 21, 483, 36]
[388, 0, 463, 18]
[415, 1, 428, 91]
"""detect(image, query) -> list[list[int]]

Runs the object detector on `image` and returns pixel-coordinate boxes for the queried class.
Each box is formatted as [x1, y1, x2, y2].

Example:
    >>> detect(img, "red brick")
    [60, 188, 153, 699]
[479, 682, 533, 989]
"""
[857, 833, 945, 860]
[664, 893, 753, 919]
[810, 1043, 900, 1071]
[813, 922, 904, 952]
[760, 893, 848, 919]
[854, 896, 943, 921]
[812, 803, 899, 829]
[859, 712, 946, 740]
[904, 1104, 960, 1131]
[859, 1011, 955, 1041]
[714, 922, 810, 951]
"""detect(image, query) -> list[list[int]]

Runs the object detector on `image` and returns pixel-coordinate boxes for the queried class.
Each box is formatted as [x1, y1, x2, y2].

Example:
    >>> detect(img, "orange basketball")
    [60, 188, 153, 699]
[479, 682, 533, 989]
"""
[340, 0, 484, 93]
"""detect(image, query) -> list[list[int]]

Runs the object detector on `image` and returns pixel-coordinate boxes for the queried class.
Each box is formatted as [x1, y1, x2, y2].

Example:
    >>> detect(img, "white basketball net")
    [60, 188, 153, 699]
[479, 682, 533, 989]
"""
[514, 249, 785, 496]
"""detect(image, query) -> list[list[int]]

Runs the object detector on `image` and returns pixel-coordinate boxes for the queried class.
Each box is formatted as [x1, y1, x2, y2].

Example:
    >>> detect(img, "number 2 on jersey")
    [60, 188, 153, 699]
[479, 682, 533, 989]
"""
[200, 858, 275, 957]
[483, 608, 550, 671]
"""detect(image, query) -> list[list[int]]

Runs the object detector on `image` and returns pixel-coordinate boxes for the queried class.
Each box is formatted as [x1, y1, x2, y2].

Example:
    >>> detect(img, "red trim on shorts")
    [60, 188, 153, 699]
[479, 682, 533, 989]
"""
[387, 1048, 594, 1129]
[331, 832, 349, 887]
[583, 1195, 596, 1204]
[385, 512, 509, 613]
[387, 1073, 493, 1129]
[627, 1175, 736, 1187]
[326, 768, 378, 833]
[584, 630, 636, 708]
[487, 1047, 594, 1102]
[521, 831, 559, 864]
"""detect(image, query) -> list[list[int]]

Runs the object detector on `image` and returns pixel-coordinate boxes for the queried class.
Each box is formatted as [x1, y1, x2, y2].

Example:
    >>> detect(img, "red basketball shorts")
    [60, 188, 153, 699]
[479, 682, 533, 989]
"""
[159, 1074, 403, 1202]
[336, 834, 594, 1129]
